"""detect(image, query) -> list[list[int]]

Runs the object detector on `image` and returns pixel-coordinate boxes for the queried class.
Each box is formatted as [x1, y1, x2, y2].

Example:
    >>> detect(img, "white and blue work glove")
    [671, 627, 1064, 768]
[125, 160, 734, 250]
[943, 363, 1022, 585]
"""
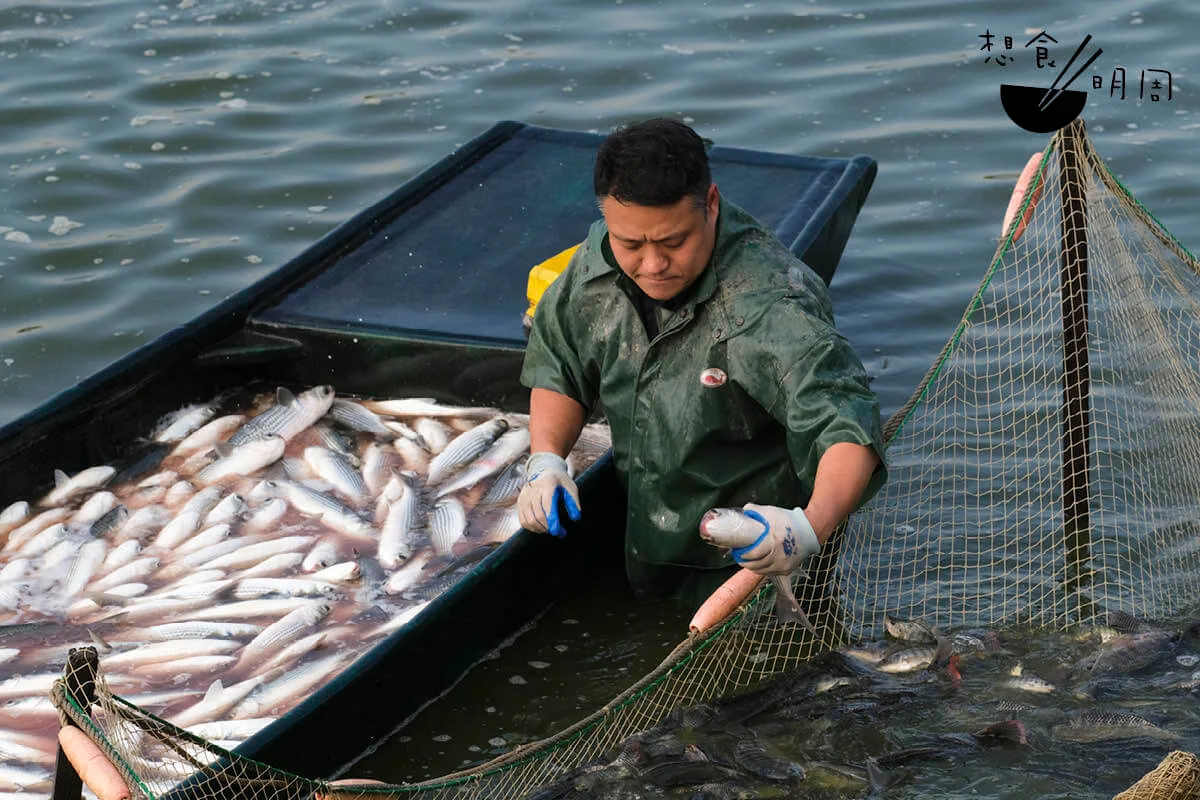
[517, 452, 581, 538]
[733, 503, 822, 577]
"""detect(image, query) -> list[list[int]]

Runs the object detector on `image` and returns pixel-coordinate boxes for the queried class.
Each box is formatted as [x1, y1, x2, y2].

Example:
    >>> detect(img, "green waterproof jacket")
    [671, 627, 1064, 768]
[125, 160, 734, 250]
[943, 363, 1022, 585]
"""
[521, 198, 886, 572]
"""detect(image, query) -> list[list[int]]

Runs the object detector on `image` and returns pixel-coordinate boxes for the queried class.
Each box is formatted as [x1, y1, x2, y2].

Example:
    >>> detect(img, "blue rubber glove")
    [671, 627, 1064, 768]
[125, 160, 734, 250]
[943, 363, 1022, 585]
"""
[517, 452, 582, 537]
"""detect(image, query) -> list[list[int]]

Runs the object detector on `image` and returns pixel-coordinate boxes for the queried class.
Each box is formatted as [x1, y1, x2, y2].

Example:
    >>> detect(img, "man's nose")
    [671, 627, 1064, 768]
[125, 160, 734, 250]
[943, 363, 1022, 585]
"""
[641, 247, 669, 273]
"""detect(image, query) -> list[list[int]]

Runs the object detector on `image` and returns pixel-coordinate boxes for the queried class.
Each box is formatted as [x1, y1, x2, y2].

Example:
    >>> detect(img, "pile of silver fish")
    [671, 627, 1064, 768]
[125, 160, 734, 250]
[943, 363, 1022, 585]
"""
[0, 385, 611, 795]
[515, 610, 1200, 799]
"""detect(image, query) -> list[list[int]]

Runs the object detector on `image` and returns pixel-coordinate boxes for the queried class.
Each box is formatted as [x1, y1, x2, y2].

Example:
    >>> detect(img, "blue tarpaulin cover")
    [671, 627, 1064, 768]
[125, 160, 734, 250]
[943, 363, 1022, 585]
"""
[255, 121, 876, 346]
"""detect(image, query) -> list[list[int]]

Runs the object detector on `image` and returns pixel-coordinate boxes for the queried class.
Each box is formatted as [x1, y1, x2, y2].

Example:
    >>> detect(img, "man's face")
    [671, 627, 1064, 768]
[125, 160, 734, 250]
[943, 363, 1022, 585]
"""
[601, 183, 720, 302]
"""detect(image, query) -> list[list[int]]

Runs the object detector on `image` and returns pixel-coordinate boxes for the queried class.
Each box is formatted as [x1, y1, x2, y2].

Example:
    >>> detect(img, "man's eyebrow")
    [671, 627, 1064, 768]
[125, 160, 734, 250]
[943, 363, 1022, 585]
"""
[611, 231, 688, 245]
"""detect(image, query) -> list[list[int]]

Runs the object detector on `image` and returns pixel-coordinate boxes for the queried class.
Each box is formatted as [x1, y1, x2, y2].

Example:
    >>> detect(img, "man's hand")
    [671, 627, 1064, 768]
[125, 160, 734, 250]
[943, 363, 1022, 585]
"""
[732, 503, 821, 576]
[517, 452, 581, 537]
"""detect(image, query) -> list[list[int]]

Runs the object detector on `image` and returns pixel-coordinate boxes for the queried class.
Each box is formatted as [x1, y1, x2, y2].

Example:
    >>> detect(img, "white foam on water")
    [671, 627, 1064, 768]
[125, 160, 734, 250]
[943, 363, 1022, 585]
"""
[48, 217, 82, 236]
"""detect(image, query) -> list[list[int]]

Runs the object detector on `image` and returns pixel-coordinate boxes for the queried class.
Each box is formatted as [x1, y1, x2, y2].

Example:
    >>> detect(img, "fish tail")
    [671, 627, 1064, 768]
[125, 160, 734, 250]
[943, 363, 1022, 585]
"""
[972, 719, 1027, 746]
[771, 576, 818, 636]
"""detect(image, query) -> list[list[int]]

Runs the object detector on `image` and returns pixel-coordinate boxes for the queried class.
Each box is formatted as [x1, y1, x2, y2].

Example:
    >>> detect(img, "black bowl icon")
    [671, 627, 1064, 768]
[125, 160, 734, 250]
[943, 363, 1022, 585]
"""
[1000, 83, 1088, 133]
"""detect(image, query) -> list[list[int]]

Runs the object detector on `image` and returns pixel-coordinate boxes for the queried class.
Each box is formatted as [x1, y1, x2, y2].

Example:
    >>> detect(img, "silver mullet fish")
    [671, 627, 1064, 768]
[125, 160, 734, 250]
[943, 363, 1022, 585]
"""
[698, 508, 818, 636]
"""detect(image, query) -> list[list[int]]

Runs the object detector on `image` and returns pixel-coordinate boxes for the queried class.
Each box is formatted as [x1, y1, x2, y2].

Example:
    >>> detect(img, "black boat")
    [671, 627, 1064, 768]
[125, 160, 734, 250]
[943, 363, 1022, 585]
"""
[5, 120, 876, 781]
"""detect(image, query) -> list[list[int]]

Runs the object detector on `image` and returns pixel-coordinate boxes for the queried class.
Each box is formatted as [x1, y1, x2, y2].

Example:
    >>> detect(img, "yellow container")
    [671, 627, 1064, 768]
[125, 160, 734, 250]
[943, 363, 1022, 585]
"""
[524, 243, 580, 329]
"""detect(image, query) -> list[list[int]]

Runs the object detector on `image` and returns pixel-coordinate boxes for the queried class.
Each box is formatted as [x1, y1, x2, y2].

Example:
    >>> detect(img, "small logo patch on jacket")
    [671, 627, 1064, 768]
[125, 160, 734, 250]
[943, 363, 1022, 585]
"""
[699, 367, 727, 388]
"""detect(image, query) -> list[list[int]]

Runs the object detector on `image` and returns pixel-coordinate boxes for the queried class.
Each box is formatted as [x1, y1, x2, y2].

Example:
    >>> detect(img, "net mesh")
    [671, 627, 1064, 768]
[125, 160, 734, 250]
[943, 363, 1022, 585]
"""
[51, 120, 1200, 800]
[1113, 751, 1200, 800]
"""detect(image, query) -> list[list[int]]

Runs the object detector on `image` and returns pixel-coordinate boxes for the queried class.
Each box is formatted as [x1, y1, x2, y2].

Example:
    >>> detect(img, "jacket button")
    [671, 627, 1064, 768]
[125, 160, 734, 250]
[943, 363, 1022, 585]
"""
[713, 328, 722, 339]
[735, 316, 744, 326]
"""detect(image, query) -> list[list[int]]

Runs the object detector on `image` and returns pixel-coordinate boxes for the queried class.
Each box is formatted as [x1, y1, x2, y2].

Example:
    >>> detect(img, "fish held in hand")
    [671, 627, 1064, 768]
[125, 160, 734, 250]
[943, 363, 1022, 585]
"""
[699, 508, 818, 635]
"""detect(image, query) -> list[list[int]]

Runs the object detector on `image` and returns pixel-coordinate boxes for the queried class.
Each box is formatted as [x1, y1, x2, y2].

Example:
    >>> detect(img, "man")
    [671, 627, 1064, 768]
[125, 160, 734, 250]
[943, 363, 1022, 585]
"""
[518, 117, 886, 600]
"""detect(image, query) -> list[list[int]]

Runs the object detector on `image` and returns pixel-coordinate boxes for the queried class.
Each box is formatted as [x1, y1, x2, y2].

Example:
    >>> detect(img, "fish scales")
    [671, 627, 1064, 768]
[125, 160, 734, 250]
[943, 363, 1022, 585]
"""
[134, 654, 238, 678]
[1053, 711, 1180, 742]
[360, 443, 400, 497]
[153, 403, 218, 443]
[124, 621, 264, 641]
[327, 399, 393, 437]
[885, 614, 940, 644]
[273, 481, 374, 538]
[59, 539, 109, 603]
[301, 538, 341, 573]
[41, 466, 115, 507]
[73, 491, 117, 526]
[426, 417, 510, 484]
[186, 718, 275, 742]
[18, 523, 67, 559]
[204, 493, 246, 526]
[98, 638, 242, 669]
[244, 498, 289, 533]
[89, 556, 160, 593]
[179, 486, 225, 519]
[303, 446, 369, 504]
[313, 423, 360, 461]
[259, 631, 329, 675]
[87, 505, 128, 539]
[171, 673, 271, 729]
[173, 524, 234, 558]
[311, 561, 360, 583]
[152, 509, 203, 550]
[239, 551, 306, 579]
[429, 497, 467, 556]
[0, 501, 31, 534]
[479, 460, 525, 507]
[434, 427, 530, 497]
[171, 414, 246, 456]
[378, 475, 419, 569]
[234, 651, 350, 719]
[204, 535, 316, 571]
[227, 386, 335, 446]
[414, 418, 453, 454]
[236, 601, 332, 670]
[196, 436, 286, 483]
[233, 578, 340, 600]
[4, 508, 71, 553]
[182, 597, 315, 622]
[364, 397, 499, 419]
[117, 505, 171, 541]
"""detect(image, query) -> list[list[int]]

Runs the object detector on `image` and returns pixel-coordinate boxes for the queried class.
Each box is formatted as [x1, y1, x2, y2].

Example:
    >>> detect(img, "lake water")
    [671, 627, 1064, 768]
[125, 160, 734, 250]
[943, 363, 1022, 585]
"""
[1, 0, 1197, 793]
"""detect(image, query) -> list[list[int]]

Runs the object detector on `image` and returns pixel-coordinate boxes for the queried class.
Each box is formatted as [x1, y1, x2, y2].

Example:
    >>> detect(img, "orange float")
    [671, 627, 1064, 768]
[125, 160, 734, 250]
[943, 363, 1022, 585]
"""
[688, 568, 764, 634]
[1001, 151, 1046, 243]
[58, 726, 131, 800]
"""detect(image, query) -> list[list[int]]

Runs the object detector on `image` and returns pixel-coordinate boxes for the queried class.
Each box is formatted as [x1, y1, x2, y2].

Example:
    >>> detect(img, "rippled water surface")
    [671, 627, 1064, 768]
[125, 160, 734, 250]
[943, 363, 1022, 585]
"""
[2, 0, 1198, 792]
[1, 0, 1196, 426]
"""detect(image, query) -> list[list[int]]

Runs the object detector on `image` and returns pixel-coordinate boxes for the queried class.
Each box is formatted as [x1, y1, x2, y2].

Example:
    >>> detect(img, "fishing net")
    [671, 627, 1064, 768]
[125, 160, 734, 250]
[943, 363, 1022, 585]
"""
[1113, 750, 1200, 800]
[51, 119, 1200, 799]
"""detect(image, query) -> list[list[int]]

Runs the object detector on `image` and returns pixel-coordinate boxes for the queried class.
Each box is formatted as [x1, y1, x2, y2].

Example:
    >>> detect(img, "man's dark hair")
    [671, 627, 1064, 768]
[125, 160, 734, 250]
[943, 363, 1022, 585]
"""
[594, 118, 711, 208]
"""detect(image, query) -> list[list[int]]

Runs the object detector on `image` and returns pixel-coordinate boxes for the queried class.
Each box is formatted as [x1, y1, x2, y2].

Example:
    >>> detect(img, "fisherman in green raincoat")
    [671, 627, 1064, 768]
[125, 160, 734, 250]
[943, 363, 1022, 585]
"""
[518, 118, 886, 601]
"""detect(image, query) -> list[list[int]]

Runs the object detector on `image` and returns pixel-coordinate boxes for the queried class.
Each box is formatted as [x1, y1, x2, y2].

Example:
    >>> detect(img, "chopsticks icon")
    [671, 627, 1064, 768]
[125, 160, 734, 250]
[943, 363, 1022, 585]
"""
[1038, 35, 1103, 111]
